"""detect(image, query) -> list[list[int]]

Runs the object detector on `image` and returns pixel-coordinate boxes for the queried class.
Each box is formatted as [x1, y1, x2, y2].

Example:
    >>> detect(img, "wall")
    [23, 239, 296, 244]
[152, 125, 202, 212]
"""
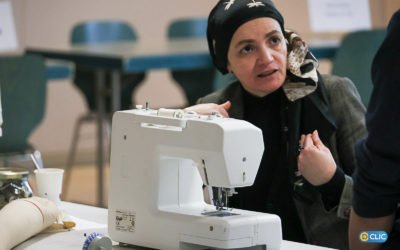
[385, 0, 400, 23]
[8, 0, 399, 166]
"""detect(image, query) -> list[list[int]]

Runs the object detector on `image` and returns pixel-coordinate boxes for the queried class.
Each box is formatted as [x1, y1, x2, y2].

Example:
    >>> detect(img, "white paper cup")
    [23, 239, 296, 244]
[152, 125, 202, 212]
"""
[34, 168, 64, 204]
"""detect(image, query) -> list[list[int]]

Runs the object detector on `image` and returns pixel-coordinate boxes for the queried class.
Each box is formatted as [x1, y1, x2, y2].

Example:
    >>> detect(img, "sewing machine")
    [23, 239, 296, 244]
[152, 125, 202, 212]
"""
[108, 108, 282, 250]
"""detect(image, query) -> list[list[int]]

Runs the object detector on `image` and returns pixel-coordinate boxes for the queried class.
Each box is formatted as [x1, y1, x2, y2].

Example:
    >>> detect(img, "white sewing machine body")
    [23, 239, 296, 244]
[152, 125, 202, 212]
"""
[108, 108, 281, 250]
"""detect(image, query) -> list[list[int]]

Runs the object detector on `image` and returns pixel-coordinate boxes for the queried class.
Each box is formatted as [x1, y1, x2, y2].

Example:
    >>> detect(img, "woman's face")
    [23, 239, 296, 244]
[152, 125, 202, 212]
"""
[227, 17, 287, 97]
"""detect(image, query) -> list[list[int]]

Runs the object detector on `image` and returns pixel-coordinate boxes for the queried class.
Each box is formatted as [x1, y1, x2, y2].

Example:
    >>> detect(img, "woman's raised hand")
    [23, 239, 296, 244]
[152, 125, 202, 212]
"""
[183, 101, 231, 118]
[297, 130, 337, 186]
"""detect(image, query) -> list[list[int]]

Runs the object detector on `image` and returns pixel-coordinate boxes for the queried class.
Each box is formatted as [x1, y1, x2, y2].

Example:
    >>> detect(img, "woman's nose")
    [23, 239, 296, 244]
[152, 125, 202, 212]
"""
[257, 47, 274, 64]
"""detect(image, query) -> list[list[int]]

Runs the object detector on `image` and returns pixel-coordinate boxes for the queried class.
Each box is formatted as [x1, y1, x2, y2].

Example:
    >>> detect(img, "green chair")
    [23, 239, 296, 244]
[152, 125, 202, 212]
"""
[0, 54, 47, 169]
[331, 29, 386, 108]
[167, 18, 216, 106]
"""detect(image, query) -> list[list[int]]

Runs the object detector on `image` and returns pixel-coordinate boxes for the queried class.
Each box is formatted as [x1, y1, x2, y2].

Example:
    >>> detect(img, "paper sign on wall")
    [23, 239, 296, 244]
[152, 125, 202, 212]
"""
[0, 1, 18, 52]
[308, 0, 371, 32]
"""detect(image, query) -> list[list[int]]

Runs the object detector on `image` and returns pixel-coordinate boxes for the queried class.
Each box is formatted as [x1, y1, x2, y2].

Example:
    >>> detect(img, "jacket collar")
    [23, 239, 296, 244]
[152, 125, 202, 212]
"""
[222, 81, 244, 119]
[306, 72, 337, 131]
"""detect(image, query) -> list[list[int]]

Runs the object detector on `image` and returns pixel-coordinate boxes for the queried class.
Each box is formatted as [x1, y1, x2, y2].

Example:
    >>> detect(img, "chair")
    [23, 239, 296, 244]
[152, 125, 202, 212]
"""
[167, 18, 216, 106]
[70, 20, 146, 111]
[0, 54, 46, 170]
[64, 21, 146, 196]
[331, 29, 386, 108]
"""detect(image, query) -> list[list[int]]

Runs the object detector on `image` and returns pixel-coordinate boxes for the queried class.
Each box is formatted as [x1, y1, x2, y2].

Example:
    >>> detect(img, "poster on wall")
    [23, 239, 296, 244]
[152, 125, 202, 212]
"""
[0, 1, 18, 52]
[0, 1, 17, 136]
[308, 0, 371, 32]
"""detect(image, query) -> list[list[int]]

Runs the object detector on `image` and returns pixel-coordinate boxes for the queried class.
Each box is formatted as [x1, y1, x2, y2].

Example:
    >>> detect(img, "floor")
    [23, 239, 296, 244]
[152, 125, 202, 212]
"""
[62, 164, 110, 207]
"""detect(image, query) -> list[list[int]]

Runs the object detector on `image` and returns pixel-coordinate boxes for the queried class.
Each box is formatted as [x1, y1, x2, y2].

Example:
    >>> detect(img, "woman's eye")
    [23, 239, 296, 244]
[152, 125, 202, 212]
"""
[270, 37, 281, 45]
[240, 45, 253, 54]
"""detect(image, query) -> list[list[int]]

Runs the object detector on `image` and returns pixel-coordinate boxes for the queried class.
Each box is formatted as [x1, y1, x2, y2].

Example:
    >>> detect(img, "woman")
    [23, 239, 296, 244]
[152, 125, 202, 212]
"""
[185, 0, 367, 249]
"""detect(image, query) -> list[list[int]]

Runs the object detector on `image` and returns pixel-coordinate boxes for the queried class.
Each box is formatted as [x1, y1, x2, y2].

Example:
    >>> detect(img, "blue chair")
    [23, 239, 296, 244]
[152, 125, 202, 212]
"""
[331, 29, 386, 108]
[71, 21, 136, 45]
[0, 54, 46, 169]
[167, 18, 216, 106]
[64, 21, 146, 196]
[71, 20, 145, 111]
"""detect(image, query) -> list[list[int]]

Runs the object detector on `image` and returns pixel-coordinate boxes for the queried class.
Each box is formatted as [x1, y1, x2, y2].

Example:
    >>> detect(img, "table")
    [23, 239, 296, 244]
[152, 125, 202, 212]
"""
[45, 59, 74, 80]
[14, 202, 108, 250]
[26, 38, 339, 207]
[308, 38, 340, 59]
[16, 202, 336, 250]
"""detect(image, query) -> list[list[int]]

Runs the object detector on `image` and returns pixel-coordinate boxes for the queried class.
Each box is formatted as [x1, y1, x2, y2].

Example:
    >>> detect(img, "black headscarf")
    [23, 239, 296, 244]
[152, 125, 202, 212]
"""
[207, 0, 284, 74]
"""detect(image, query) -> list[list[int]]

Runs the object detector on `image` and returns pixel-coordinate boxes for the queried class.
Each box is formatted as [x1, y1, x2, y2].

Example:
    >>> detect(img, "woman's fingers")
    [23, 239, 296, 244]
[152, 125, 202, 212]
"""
[303, 133, 313, 149]
[218, 109, 229, 117]
[218, 102, 230, 117]
[300, 131, 327, 151]
[221, 101, 231, 111]
[215, 101, 231, 117]
[311, 130, 325, 151]
[183, 102, 231, 117]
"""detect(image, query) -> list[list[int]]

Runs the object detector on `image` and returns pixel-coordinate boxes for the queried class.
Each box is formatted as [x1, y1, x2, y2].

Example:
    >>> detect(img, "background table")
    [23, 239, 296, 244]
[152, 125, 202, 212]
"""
[45, 59, 74, 80]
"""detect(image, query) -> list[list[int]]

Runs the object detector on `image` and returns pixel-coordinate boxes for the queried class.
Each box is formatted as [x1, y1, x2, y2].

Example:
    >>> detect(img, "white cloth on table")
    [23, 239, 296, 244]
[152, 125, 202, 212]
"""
[0, 197, 58, 250]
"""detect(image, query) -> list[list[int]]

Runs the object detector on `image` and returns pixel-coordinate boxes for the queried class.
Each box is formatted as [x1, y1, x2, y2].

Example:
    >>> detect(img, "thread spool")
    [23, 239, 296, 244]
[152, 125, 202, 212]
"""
[82, 232, 112, 250]
[157, 108, 184, 118]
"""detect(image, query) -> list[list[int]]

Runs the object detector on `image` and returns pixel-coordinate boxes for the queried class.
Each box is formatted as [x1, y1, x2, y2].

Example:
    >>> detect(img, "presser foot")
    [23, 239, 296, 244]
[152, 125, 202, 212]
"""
[212, 187, 237, 211]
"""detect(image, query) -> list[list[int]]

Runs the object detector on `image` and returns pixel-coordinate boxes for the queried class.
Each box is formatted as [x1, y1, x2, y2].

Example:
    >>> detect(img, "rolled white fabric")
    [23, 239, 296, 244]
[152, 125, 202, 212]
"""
[0, 197, 59, 250]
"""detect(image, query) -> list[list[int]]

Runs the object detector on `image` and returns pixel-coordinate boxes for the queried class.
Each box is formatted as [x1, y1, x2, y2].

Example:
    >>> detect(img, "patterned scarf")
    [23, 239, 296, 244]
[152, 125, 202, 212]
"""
[282, 30, 319, 102]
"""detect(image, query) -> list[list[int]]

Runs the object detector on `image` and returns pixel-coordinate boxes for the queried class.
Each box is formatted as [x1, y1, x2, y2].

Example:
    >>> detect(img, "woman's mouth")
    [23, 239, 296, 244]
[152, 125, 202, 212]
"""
[257, 69, 277, 78]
